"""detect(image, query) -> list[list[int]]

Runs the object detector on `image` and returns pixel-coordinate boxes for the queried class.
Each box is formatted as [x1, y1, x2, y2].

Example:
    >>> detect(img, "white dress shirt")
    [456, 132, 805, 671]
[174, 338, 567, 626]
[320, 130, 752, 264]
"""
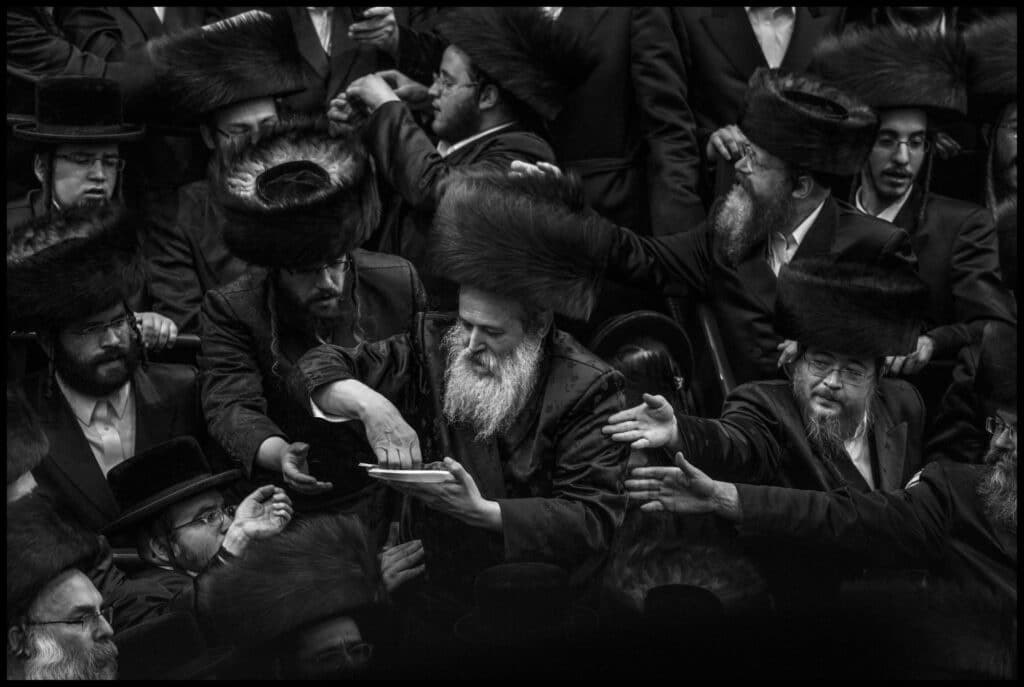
[153, 6, 166, 23]
[436, 122, 516, 159]
[844, 415, 873, 489]
[306, 6, 334, 56]
[745, 7, 796, 68]
[767, 198, 825, 276]
[855, 184, 914, 224]
[540, 7, 563, 21]
[55, 376, 136, 476]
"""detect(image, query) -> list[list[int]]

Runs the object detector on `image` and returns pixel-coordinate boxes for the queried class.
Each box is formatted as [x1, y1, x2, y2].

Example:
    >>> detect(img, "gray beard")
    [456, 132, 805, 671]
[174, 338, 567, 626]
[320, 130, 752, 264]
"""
[795, 378, 874, 464]
[978, 447, 1017, 532]
[23, 626, 117, 680]
[712, 181, 795, 268]
[441, 325, 544, 441]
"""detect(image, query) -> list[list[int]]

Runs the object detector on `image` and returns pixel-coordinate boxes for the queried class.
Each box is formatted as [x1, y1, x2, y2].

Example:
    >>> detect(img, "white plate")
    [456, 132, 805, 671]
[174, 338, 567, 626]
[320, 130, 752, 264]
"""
[367, 468, 455, 483]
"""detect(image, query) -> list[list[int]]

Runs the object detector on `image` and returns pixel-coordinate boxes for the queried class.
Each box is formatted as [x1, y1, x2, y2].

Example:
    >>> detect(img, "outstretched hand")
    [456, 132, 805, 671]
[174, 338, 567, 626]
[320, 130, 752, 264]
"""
[625, 452, 720, 515]
[281, 442, 334, 495]
[233, 484, 294, 539]
[603, 393, 680, 450]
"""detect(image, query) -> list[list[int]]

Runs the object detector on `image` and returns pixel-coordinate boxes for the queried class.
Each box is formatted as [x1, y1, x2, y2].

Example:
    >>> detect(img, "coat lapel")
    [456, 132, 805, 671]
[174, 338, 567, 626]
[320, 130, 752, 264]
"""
[872, 403, 908, 491]
[126, 7, 166, 39]
[780, 7, 832, 72]
[702, 7, 767, 79]
[735, 248, 779, 313]
[792, 197, 838, 262]
[132, 367, 172, 453]
[289, 7, 330, 78]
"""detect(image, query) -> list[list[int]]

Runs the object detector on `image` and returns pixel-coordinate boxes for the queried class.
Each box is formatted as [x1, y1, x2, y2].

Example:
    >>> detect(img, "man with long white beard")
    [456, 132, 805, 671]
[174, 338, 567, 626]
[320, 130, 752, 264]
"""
[288, 171, 628, 617]
[625, 319, 1018, 678]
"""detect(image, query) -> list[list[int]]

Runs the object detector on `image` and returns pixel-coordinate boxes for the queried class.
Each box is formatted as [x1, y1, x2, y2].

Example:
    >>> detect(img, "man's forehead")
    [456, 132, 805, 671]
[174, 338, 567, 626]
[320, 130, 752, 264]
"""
[995, 408, 1018, 426]
[805, 347, 872, 368]
[216, 96, 278, 128]
[458, 288, 524, 328]
[166, 489, 224, 523]
[879, 108, 929, 133]
[33, 569, 101, 616]
[64, 302, 126, 330]
[441, 45, 472, 77]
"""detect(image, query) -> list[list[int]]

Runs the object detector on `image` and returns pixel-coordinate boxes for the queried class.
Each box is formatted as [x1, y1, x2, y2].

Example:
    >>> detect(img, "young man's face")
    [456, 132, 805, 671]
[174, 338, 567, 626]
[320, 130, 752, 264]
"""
[37, 143, 120, 209]
[864, 108, 929, 203]
[428, 46, 483, 144]
[158, 490, 232, 574]
[276, 255, 352, 321]
[204, 97, 278, 150]
[54, 302, 140, 397]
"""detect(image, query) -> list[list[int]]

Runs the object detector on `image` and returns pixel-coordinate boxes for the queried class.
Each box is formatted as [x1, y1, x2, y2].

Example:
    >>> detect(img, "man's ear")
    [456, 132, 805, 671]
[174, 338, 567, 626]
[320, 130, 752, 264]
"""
[791, 173, 814, 200]
[33, 154, 46, 185]
[979, 122, 993, 147]
[477, 83, 500, 111]
[199, 123, 216, 151]
[8, 623, 27, 658]
[147, 536, 173, 566]
[539, 310, 554, 338]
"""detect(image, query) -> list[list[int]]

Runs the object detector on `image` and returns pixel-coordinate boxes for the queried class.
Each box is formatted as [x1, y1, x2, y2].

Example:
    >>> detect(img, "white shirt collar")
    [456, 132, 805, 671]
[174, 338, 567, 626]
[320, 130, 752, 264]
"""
[788, 198, 826, 247]
[744, 7, 797, 19]
[437, 122, 516, 158]
[855, 184, 914, 223]
[55, 374, 131, 425]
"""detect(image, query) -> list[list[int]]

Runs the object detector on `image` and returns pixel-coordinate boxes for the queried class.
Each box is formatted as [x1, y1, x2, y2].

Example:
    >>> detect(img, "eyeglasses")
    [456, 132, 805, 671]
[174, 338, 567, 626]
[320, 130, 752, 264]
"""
[875, 134, 929, 153]
[735, 143, 786, 174]
[27, 607, 113, 631]
[803, 355, 871, 387]
[284, 257, 352, 277]
[54, 154, 125, 171]
[997, 123, 1018, 140]
[171, 505, 236, 532]
[71, 312, 136, 337]
[985, 416, 1017, 442]
[311, 641, 374, 668]
[431, 72, 479, 95]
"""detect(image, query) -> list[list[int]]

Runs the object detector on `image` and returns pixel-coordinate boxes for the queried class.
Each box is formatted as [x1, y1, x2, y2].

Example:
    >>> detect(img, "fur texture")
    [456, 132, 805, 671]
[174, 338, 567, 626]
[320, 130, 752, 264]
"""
[964, 14, 1017, 121]
[438, 7, 597, 121]
[429, 170, 612, 320]
[774, 258, 930, 359]
[976, 322, 1017, 413]
[809, 26, 967, 116]
[149, 9, 306, 116]
[215, 115, 380, 268]
[7, 387, 49, 486]
[12, 76, 144, 142]
[7, 204, 145, 331]
[739, 68, 878, 176]
[7, 493, 100, 626]
[197, 513, 381, 648]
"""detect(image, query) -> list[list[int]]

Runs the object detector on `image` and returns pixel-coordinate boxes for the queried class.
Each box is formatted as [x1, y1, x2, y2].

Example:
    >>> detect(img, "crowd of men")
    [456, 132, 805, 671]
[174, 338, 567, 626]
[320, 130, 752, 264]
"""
[5, 5, 1017, 679]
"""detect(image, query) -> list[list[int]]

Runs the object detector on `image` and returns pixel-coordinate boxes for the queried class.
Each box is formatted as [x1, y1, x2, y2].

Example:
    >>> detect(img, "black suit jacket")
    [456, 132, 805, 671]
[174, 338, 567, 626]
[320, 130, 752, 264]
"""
[551, 7, 704, 236]
[606, 196, 915, 385]
[26, 363, 208, 533]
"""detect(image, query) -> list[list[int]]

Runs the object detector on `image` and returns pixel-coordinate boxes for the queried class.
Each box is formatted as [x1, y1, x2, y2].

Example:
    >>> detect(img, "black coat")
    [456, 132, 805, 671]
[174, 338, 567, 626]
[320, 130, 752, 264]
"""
[606, 196, 915, 385]
[25, 362, 209, 533]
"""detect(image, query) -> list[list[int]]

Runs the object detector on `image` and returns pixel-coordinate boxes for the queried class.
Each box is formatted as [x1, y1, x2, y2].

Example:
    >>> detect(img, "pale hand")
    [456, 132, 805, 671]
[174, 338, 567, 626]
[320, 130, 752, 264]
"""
[625, 452, 718, 514]
[281, 442, 334, 495]
[134, 312, 178, 351]
[776, 339, 799, 368]
[349, 7, 399, 58]
[379, 522, 425, 593]
[345, 73, 400, 113]
[706, 124, 749, 163]
[884, 335, 935, 376]
[360, 391, 422, 468]
[232, 484, 294, 540]
[387, 458, 497, 529]
[509, 160, 563, 179]
[376, 69, 431, 111]
[603, 393, 680, 450]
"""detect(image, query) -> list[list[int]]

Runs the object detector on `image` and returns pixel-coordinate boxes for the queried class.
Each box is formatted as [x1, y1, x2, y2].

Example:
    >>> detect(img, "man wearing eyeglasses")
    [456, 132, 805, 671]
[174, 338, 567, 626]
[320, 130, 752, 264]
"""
[607, 259, 931, 611]
[331, 7, 592, 307]
[9, 205, 213, 533]
[809, 26, 1013, 416]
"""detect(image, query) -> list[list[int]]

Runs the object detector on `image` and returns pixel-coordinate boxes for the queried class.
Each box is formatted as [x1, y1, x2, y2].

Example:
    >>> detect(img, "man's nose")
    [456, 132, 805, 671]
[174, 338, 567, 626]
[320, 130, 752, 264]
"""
[467, 328, 486, 353]
[821, 369, 844, 388]
[94, 614, 114, 640]
[992, 427, 1016, 451]
[98, 325, 124, 348]
[892, 142, 911, 164]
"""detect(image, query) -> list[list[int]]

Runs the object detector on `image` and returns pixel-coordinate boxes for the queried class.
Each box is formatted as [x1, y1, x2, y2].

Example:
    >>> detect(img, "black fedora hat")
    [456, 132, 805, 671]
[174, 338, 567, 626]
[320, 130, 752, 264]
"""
[454, 563, 598, 647]
[103, 437, 241, 535]
[115, 611, 238, 680]
[588, 310, 695, 385]
[13, 76, 145, 143]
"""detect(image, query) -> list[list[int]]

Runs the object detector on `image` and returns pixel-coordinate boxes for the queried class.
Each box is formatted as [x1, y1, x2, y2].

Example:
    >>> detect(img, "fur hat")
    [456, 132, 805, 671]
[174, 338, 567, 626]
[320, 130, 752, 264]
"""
[214, 115, 381, 269]
[197, 513, 381, 648]
[7, 386, 49, 486]
[12, 76, 145, 143]
[964, 14, 1017, 123]
[149, 9, 306, 118]
[437, 7, 596, 121]
[775, 258, 930, 359]
[809, 26, 968, 119]
[976, 321, 1017, 415]
[7, 493, 101, 626]
[429, 170, 612, 320]
[6, 204, 145, 332]
[739, 68, 878, 176]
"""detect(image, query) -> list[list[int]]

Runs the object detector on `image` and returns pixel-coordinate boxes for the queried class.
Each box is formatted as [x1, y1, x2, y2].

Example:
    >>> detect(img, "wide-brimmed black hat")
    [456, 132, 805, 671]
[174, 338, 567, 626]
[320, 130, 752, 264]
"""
[103, 437, 241, 535]
[437, 7, 596, 121]
[964, 14, 1017, 124]
[739, 68, 878, 176]
[429, 170, 612, 321]
[12, 76, 145, 143]
[589, 311, 695, 385]
[809, 26, 967, 121]
[775, 258, 930, 359]
[115, 611, 239, 680]
[454, 563, 598, 647]
[214, 115, 380, 269]
[7, 203, 145, 332]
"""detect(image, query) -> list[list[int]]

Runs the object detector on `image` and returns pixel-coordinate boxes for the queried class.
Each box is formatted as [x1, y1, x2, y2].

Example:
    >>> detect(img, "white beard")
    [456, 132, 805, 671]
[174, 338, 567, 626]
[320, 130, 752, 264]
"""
[22, 626, 117, 681]
[441, 325, 544, 441]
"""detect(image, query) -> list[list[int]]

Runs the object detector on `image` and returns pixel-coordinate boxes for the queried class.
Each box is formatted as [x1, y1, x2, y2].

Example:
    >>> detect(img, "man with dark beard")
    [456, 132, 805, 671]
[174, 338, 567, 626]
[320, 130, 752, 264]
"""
[600, 68, 915, 387]
[198, 116, 425, 532]
[625, 319, 1017, 678]
[288, 171, 627, 623]
[8, 204, 211, 533]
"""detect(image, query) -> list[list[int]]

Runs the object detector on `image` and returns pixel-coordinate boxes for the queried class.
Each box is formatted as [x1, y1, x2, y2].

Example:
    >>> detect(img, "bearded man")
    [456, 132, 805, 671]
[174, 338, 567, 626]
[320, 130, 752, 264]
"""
[626, 319, 1018, 679]
[603, 68, 915, 387]
[287, 171, 628, 616]
[8, 204, 211, 533]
